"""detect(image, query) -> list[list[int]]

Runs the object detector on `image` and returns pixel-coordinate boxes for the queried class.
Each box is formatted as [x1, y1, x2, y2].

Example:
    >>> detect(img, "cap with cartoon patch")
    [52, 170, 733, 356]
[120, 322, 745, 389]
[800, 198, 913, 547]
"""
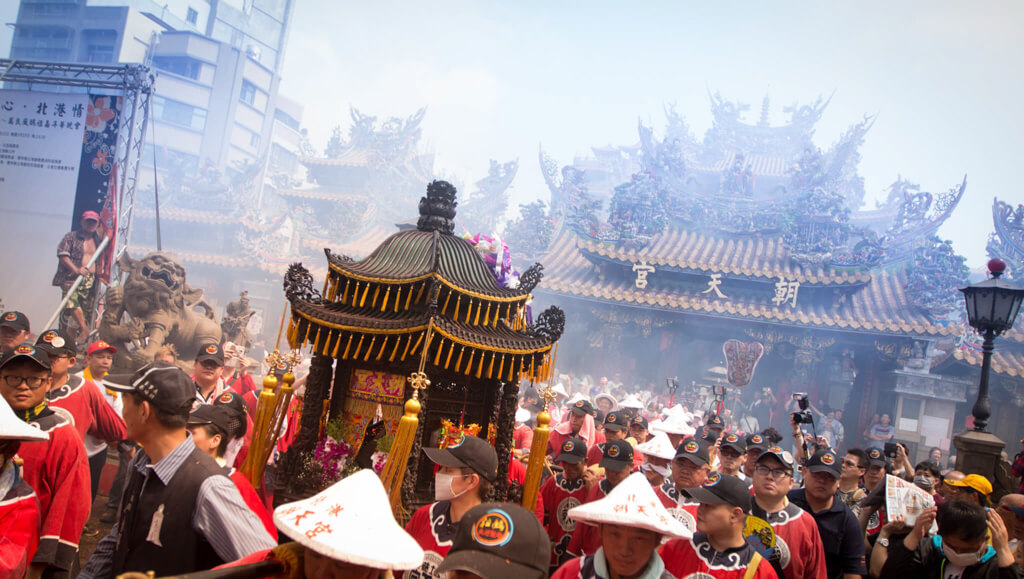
[0, 343, 51, 371]
[745, 432, 769, 451]
[602, 410, 629, 432]
[195, 342, 225, 366]
[568, 399, 595, 417]
[721, 432, 747, 453]
[599, 439, 634, 471]
[756, 446, 795, 471]
[683, 472, 752, 513]
[437, 502, 550, 579]
[867, 447, 886, 467]
[555, 437, 587, 464]
[35, 329, 76, 356]
[674, 437, 710, 466]
[805, 449, 841, 478]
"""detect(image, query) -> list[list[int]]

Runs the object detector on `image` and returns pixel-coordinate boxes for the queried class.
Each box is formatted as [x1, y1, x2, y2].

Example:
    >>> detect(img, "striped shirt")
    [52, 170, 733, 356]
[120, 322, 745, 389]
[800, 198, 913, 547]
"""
[79, 434, 275, 578]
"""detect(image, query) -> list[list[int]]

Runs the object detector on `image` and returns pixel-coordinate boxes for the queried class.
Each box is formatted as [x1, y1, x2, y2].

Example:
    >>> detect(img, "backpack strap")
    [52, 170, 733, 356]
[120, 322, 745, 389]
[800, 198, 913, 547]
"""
[743, 551, 763, 579]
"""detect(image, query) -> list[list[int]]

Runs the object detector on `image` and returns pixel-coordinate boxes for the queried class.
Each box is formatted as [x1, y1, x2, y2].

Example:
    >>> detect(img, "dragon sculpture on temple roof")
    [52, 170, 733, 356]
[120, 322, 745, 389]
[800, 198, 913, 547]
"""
[987, 198, 1024, 280]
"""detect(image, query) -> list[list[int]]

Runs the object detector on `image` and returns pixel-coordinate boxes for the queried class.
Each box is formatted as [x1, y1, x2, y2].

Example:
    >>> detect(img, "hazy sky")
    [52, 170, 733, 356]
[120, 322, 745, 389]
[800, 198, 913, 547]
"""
[279, 0, 1024, 269]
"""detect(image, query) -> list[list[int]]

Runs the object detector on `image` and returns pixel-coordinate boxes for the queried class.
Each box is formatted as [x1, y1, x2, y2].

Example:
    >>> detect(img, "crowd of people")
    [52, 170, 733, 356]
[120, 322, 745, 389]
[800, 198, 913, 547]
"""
[0, 303, 1023, 578]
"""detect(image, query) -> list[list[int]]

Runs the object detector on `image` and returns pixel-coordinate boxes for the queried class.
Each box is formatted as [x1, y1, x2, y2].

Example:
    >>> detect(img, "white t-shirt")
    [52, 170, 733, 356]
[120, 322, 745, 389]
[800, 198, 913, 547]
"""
[76, 370, 124, 457]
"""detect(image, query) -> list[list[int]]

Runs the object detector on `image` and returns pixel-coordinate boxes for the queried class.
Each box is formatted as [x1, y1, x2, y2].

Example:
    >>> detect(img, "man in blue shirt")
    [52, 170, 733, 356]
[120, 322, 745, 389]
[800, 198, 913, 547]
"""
[788, 449, 867, 579]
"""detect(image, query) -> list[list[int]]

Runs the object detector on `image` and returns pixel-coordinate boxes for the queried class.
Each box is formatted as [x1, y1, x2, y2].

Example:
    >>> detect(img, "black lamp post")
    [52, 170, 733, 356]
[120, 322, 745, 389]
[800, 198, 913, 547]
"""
[959, 258, 1024, 432]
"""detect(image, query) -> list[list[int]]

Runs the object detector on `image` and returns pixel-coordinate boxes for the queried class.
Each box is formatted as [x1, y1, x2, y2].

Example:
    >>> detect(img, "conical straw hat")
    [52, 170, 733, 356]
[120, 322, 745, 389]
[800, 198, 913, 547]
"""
[273, 469, 424, 570]
[568, 472, 692, 539]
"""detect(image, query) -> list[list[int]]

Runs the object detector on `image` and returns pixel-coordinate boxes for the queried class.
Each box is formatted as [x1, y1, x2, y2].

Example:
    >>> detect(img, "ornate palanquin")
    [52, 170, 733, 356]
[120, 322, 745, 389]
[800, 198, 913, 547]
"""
[275, 180, 565, 506]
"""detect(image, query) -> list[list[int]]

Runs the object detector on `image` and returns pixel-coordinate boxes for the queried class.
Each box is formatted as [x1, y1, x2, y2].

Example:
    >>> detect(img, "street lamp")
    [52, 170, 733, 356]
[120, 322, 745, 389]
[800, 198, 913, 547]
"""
[959, 258, 1024, 432]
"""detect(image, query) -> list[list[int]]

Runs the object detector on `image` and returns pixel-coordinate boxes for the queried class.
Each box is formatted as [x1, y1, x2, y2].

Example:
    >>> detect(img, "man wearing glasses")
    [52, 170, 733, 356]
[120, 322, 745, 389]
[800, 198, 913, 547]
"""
[789, 449, 867, 579]
[0, 343, 90, 579]
[750, 446, 827, 578]
[37, 330, 126, 504]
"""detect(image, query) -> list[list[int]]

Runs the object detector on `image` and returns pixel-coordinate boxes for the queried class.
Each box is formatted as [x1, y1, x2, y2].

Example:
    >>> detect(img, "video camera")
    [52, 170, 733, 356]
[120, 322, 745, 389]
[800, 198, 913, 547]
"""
[791, 392, 814, 425]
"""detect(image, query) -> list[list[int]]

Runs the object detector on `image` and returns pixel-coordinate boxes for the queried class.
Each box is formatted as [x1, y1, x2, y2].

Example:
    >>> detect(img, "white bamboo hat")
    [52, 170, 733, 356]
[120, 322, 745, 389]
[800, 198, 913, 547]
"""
[0, 397, 48, 442]
[567, 472, 692, 539]
[636, 431, 676, 461]
[273, 469, 424, 570]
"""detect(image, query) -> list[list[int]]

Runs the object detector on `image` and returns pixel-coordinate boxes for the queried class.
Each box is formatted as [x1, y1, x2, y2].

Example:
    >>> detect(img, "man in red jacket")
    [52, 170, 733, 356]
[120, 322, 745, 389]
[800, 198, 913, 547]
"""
[36, 330, 126, 502]
[656, 437, 712, 534]
[0, 383, 51, 576]
[567, 439, 635, 558]
[540, 437, 590, 571]
[404, 435, 498, 579]
[0, 343, 90, 579]
[186, 403, 276, 540]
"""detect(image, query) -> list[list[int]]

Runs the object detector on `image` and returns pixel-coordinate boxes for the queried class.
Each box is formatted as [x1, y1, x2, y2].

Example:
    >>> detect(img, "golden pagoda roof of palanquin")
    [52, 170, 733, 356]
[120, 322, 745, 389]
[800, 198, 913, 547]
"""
[577, 226, 871, 285]
[541, 230, 959, 337]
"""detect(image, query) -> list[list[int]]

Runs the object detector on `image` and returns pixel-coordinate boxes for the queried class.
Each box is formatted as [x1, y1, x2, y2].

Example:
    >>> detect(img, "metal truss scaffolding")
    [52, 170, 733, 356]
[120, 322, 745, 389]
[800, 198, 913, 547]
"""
[0, 59, 154, 272]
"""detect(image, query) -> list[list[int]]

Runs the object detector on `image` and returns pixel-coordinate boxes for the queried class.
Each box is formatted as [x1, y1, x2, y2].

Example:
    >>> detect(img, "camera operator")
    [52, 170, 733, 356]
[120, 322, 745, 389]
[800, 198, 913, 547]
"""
[789, 393, 826, 467]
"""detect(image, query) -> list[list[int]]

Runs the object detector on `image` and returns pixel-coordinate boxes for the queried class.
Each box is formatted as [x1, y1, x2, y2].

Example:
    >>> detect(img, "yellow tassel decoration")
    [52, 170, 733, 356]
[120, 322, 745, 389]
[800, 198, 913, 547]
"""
[455, 347, 465, 372]
[522, 407, 551, 511]
[404, 286, 413, 310]
[341, 280, 351, 304]
[376, 337, 388, 360]
[416, 283, 426, 304]
[363, 336, 376, 361]
[353, 335, 365, 359]
[442, 292, 452, 315]
[410, 333, 424, 356]
[434, 338, 444, 366]
[483, 303, 491, 326]
[381, 287, 391, 311]
[454, 296, 462, 320]
[465, 351, 475, 376]
[465, 299, 473, 324]
[360, 283, 370, 307]
[342, 334, 354, 359]
[401, 336, 413, 360]
[487, 354, 495, 379]
[445, 342, 454, 369]
[476, 352, 484, 379]
[371, 286, 380, 308]
[497, 354, 505, 381]
[389, 337, 401, 362]
[332, 333, 342, 357]
[321, 332, 331, 356]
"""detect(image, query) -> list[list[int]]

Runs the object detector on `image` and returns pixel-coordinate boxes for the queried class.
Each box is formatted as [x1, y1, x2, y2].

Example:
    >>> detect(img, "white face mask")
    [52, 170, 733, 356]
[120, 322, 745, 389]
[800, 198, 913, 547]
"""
[913, 475, 934, 491]
[642, 462, 670, 477]
[434, 472, 471, 502]
[941, 538, 985, 567]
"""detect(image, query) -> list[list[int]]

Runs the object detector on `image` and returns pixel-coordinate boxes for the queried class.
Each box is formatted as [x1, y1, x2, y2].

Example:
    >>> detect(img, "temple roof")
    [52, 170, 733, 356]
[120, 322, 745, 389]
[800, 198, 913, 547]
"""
[539, 229, 959, 338]
[575, 226, 871, 286]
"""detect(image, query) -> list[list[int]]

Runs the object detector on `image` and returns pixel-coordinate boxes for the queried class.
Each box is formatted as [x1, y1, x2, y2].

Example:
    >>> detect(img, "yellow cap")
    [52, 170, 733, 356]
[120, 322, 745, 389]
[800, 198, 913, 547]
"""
[945, 473, 993, 497]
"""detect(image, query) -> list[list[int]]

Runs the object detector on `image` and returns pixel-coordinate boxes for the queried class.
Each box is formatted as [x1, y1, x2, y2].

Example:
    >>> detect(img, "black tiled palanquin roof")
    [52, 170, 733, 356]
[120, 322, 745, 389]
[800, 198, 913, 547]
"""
[285, 180, 564, 383]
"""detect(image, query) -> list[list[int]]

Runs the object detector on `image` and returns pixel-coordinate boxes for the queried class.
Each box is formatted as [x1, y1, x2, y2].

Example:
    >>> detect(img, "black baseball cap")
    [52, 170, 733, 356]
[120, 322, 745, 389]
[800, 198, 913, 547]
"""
[423, 435, 499, 482]
[0, 312, 29, 333]
[720, 432, 747, 454]
[599, 439, 634, 471]
[630, 416, 649, 430]
[745, 433, 769, 452]
[213, 390, 248, 437]
[105, 361, 196, 415]
[603, 410, 629, 432]
[674, 437, 711, 467]
[555, 437, 587, 464]
[756, 446, 795, 471]
[568, 399, 596, 417]
[806, 449, 842, 478]
[188, 403, 233, 437]
[195, 343, 225, 366]
[684, 472, 751, 513]
[0, 343, 50, 371]
[866, 447, 886, 467]
[436, 502, 551, 579]
[35, 329, 76, 356]
[697, 425, 719, 443]
[706, 414, 725, 430]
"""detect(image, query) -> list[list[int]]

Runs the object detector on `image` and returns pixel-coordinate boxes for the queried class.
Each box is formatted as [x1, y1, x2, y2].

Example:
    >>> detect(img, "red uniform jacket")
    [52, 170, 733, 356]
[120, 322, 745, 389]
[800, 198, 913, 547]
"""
[654, 480, 699, 535]
[659, 533, 776, 578]
[540, 473, 588, 568]
[514, 424, 534, 451]
[19, 408, 90, 571]
[225, 373, 257, 397]
[46, 374, 126, 446]
[505, 455, 544, 522]
[0, 468, 41, 577]
[751, 501, 827, 579]
[553, 553, 675, 579]
[403, 501, 457, 579]
[567, 479, 615, 557]
[228, 469, 276, 541]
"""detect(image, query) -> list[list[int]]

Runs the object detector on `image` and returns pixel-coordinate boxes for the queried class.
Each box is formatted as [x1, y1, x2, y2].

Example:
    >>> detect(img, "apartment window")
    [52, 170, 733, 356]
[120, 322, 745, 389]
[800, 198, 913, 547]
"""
[274, 108, 300, 131]
[248, 130, 260, 149]
[239, 80, 257, 106]
[186, 7, 199, 25]
[152, 56, 202, 81]
[153, 96, 207, 131]
[269, 143, 297, 173]
[81, 29, 117, 63]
